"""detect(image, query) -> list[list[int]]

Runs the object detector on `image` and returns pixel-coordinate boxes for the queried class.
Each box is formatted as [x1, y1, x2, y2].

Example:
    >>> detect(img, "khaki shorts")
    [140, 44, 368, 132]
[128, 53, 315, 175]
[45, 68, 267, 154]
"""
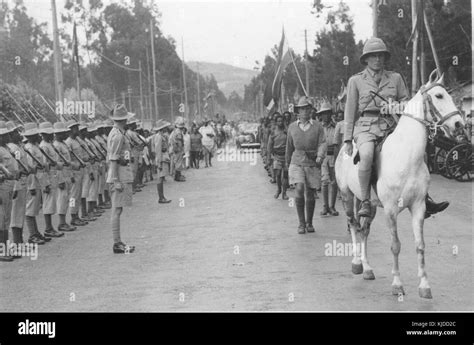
[110, 183, 133, 208]
[42, 187, 57, 215]
[273, 159, 288, 170]
[159, 162, 170, 178]
[289, 164, 321, 189]
[321, 155, 336, 183]
[353, 116, 387, 149]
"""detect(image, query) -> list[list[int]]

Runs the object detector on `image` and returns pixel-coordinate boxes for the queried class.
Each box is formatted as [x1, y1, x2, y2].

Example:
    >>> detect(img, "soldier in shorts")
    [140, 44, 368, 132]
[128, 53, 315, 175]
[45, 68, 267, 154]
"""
[107, 104, 135, 254]
[154, 120, 172, 204]
[318, 102, 339, 216]
[286, 97, 326, 234]
[267, 113, 288, 200]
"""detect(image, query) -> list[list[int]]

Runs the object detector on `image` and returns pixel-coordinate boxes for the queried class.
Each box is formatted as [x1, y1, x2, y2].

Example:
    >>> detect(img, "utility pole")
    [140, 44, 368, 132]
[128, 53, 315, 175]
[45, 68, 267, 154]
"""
[51, 0, 64, 121]
[196, 62, 201, 119]
[145, 45, 152, 121]
[169, 82, 173, 122]
[181, 37, 189, 124]
[150, 19, 159, 120]
[419, 0, 426, 84]
[372, 0, 378, 37]
[411, 0, 419, 95]
[138, 61, 144, 120]
[304, 29, 310, 96]
[423, 9, 441, 75]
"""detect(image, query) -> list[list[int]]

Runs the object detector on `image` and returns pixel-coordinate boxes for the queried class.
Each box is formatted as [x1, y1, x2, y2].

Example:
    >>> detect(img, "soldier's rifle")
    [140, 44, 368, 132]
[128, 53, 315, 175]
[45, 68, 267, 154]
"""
[68, 147, 86, 168]
[52, 145, 71, 167]
[5, 145, 31, 177]
[23, 146, 45, 170]
[37, 145, 58, 167]
[78, 140, 100, 162]
[90, 140, 107, 160]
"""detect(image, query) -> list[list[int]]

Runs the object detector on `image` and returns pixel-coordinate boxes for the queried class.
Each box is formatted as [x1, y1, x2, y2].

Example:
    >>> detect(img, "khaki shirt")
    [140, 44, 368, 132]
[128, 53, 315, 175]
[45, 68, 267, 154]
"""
[154, 132, 170, 165]
[24, 142, 49, 189]
[343, 68, 409, 142]
[7, 143, 31, 191]
[65, 137, 86, 167]
[0, 145, 18, 189]
[107, 126, 133, 183]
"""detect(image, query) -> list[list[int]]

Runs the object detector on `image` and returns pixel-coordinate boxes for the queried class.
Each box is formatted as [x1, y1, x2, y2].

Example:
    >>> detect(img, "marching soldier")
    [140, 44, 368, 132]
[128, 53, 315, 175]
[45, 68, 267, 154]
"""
[53, 122, 77, 232]
[106, 104, 135, 254]
[65, 120, 89, 226]
[267, 113, 288, 200]
[317, 102, 339, 216]
[94, 121, 110, 209]
[38, 122, 65, 237]
[286, 97, 326, 234]
[0, 121, 19, 261]
[102, 119, 114, 206]
[85, 125, 105, 218]
[126, 117, 145, 192]
[343, 37, 449, 218]
[6, 121, 33, 255]
[23, 122, 52, 244]
[154, 119, 172, 204]
[77, 123, 99, 221]
[169, 117, 186, 182]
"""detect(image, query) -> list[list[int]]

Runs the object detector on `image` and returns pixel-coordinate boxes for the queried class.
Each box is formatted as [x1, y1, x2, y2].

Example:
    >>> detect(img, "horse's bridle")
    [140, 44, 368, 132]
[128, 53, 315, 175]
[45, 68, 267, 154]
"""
[402, 83, 463, 140]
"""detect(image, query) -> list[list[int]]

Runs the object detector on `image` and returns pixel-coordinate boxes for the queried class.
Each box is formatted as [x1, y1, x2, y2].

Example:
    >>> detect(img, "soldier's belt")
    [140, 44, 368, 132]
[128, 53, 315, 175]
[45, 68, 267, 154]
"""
[361, 111, 380, 117]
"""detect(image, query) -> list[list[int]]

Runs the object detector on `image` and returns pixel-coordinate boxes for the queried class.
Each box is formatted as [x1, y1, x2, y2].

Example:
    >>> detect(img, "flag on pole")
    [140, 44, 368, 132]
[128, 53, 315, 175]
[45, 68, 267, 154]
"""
[72, 22, 80, 77]
[264, 28, 292, 110]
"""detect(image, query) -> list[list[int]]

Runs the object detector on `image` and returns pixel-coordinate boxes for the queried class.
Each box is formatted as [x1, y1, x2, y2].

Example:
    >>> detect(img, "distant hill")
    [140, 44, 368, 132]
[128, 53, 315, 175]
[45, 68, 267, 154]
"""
[187, 61, 258, 98]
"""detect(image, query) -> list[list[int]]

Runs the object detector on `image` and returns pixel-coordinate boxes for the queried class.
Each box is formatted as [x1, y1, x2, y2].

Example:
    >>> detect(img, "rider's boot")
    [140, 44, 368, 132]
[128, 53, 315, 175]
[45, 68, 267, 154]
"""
[425, 194, 449, 219]
[357, 168, 372, 217]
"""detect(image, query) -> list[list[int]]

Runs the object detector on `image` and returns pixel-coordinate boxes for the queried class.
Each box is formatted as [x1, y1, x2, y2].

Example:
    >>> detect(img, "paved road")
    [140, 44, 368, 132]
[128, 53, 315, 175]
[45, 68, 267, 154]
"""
[1, 149, 472, 311]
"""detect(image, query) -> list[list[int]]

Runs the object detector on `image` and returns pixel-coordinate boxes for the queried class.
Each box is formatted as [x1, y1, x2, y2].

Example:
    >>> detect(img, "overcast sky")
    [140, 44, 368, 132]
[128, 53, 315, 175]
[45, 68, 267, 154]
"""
[21, 0, 373, 70]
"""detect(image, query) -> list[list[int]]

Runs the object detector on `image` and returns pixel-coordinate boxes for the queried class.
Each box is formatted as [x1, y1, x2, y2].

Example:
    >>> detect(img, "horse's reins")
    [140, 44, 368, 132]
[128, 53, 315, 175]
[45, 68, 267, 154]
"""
[401, 83, 463, 140]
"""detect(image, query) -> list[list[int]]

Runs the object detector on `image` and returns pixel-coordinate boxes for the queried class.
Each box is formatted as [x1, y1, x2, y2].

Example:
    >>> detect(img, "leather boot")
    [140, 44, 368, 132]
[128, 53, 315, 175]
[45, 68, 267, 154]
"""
[306, 197, 315, 232]
[157, 183, 171, 203]
[357, 168, 372, 217]
[425, 194, 449, 218]
[282, 179, 289, 200]
[320, 184, 329, 215]
[329, 183, 339, 216]
[295, 197, 306, 234]
[0, 230, 13, 261]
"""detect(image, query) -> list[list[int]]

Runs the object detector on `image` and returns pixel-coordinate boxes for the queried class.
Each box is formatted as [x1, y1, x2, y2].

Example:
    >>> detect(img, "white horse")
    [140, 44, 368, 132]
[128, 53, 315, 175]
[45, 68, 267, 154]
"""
[335, 71, 464, 298]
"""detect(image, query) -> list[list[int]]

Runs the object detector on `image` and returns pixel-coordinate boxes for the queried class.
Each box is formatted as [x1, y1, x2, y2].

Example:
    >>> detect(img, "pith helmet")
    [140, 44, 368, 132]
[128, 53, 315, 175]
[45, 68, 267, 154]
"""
[23, 122, 39, 136]
[294, 96, 313, 109]
[5, 121, 21, 133]
[317, 101, 333, 115]
[0, 121, 8, 135]
[360, 37, 390, 65]
[174, 116, 185, 128]
[110, 104, 129, 121]
[53, 122, 70, 134]
[38, 121, 54, 134]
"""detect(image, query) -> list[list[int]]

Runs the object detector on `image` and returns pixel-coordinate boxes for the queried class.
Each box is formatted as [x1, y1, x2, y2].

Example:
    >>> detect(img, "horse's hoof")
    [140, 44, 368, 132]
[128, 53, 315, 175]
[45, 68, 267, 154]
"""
[419, 287, 433, 299]
[392, 285, 405, 296]
[351, 263, 363, 275]
[363, 270, 375, 280]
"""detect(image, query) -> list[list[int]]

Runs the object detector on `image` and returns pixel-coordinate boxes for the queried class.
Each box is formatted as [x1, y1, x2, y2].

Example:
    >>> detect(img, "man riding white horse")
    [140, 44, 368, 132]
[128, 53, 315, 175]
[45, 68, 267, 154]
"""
[343, 37, 449, 218]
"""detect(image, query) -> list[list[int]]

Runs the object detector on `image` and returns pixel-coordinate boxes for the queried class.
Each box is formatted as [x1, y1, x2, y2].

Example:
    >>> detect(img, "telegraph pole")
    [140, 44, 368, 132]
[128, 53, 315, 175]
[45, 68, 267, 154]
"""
[150, 19, 159, 120]
[304, 29, 310, 96]
[51, 0, 64, 121]
[196, 62, 201, 119]
[411, 0, 419, 95]
[372, 0, 378, 37]
[138, 61, 144, 120]
[145, 45, 152, 120]
[169, 82, 174, 122]
[419, 0, 426, 84]
[181, 37, 189, 124]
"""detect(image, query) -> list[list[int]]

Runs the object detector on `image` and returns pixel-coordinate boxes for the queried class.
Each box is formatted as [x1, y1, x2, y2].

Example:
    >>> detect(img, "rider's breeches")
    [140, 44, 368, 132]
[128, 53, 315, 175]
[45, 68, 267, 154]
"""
[357, 141, 374, 201]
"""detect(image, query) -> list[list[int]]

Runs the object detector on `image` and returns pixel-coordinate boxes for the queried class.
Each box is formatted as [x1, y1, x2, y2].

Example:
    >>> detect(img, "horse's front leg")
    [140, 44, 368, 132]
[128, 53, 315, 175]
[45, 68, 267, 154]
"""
[385, 206, 404, 296]
[342, 192, 362, 274]
[410, 201, 432, 299]
[359, 203, 376, 280]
